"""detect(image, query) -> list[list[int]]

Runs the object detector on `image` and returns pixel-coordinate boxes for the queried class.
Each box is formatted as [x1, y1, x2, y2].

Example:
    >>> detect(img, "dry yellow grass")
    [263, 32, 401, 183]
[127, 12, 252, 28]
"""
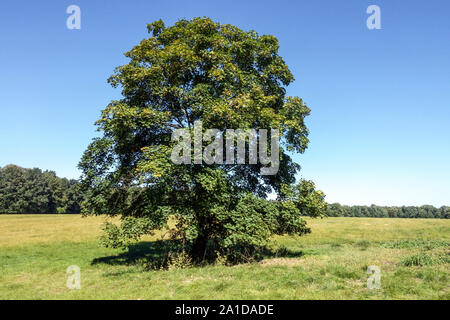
[299, 217, 450, 243]
[1, 215, 448, 248]
[0, 215, 109, 247]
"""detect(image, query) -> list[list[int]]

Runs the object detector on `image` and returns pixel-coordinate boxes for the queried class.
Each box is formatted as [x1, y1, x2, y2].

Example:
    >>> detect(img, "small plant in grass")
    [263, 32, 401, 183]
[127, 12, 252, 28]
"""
[167, 249, 193, 270]
[401, 253, 434, 266]
[215, 252, 228, 266]
[355, 240, 371, 250]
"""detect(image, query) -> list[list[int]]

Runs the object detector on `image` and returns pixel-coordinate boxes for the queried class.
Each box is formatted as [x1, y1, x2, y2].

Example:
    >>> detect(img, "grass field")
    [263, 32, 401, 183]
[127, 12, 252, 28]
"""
[0, 215, 449, 299]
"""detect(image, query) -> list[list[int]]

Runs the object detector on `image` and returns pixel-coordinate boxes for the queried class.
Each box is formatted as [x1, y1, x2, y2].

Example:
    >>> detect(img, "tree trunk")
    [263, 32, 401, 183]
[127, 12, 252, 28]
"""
[191, 233, 208, 262]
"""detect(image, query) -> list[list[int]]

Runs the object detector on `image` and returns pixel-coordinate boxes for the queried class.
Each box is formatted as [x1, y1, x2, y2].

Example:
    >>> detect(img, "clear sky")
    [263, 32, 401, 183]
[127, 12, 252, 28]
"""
[0, 0, 449, 207]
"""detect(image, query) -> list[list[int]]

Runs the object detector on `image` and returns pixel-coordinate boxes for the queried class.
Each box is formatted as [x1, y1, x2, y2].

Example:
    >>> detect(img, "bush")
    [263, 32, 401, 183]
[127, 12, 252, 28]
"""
[401, 253, 435, 266]
[167, 250, 193, 270]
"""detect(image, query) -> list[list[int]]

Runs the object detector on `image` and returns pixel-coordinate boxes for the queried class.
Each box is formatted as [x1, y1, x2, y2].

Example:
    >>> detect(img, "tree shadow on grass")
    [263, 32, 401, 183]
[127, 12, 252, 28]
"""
[91, 239, 182, 269]
[91, 239, 304, 269]
[261, 246, 304, 259]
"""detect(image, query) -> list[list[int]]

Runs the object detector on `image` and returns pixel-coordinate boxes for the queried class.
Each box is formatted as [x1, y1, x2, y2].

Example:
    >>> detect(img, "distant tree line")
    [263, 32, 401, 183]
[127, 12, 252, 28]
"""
[0, 165, 83, 214]
[1, 164, 448, 219]
[326, 203, 449, 219]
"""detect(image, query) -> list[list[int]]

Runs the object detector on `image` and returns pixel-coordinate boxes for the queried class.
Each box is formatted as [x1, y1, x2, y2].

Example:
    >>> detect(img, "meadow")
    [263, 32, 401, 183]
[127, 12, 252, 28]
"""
[0, 215, 448, 299]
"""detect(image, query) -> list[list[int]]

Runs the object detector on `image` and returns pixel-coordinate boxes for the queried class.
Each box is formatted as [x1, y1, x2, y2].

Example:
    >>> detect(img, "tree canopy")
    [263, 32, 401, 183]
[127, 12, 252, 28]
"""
[79, 17, 326, 262]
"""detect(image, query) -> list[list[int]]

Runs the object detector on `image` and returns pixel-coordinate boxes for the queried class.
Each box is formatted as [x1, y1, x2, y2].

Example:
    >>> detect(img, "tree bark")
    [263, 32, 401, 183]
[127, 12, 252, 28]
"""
[191, 233, 208, 262]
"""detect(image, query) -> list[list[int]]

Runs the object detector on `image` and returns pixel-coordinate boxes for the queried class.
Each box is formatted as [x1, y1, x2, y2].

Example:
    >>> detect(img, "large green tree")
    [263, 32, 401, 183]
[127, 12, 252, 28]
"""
[79, 17, 326, 261]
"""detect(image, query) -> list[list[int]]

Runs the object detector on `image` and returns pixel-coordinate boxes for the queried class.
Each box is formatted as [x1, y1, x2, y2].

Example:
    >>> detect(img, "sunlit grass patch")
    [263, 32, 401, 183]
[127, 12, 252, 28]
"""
[0, 215, 449, 299]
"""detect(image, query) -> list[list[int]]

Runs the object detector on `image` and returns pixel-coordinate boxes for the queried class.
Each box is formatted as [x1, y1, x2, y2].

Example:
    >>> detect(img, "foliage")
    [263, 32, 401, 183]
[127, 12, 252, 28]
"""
[99, 216, 165, 249]
[281, 179, 327, 218]
[326, 203, 449, 219]
[0, 164, 83, 214]
[78, 17, 327, 262]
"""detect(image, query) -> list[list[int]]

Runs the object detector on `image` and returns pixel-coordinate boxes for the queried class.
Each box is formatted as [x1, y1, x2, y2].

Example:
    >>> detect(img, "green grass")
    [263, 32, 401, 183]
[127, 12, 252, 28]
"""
[0, 215, 449, 299]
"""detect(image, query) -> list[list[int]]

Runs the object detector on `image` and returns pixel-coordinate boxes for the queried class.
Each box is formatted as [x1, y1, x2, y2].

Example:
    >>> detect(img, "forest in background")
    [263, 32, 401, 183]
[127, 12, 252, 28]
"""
[0, 164, 448, 218]
[326, 203, 449, 219]
[0, 165, 82, 214]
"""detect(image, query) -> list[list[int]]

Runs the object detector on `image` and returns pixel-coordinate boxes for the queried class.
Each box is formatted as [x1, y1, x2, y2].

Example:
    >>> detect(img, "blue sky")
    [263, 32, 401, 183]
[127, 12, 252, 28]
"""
[0, 0, 449, 206]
